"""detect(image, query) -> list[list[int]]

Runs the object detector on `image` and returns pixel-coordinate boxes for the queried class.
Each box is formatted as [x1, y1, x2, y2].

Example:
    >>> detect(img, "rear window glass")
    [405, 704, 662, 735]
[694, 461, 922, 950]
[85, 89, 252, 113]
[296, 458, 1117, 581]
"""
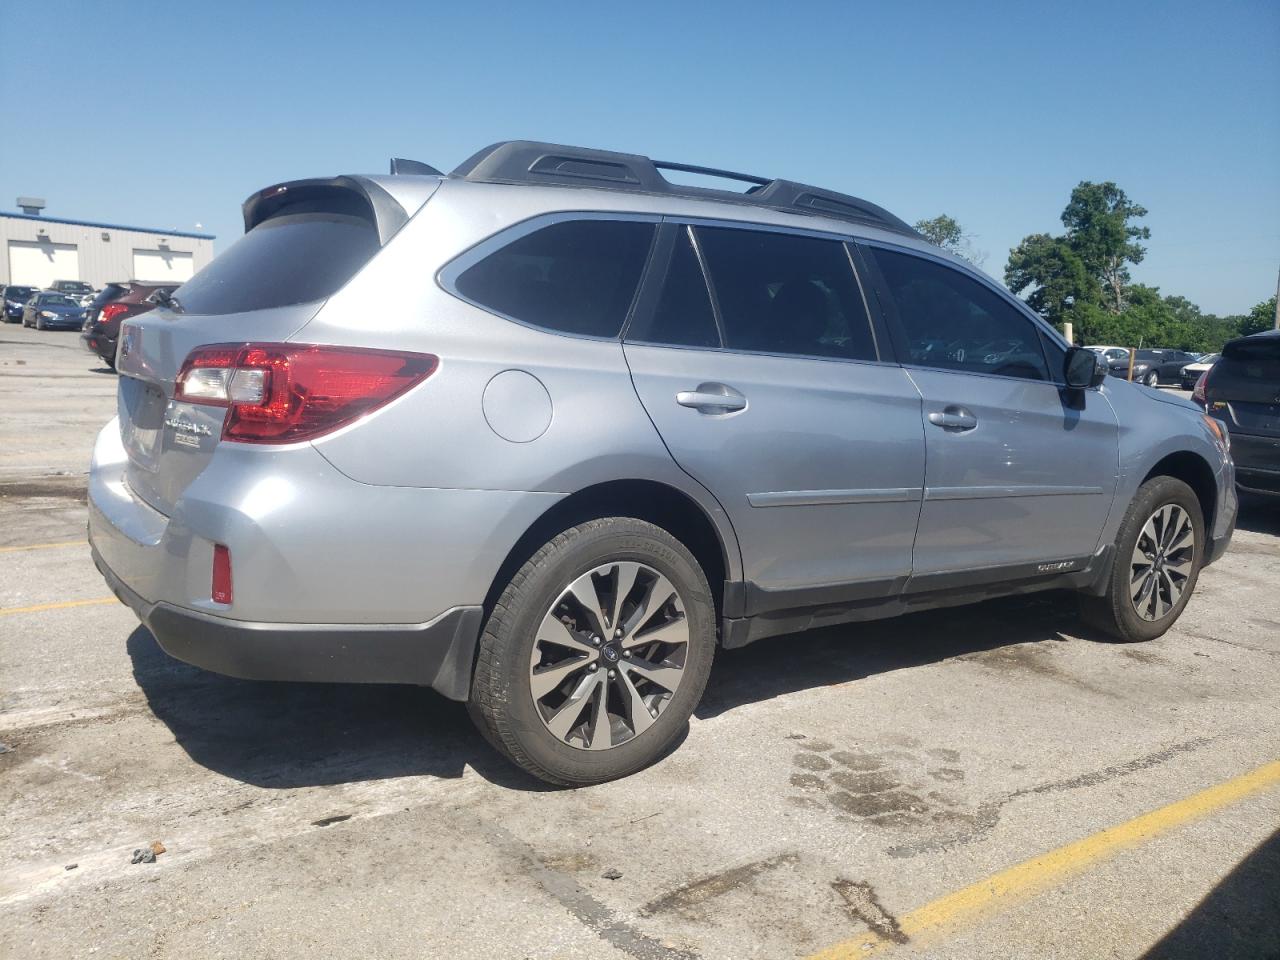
[1220, 337, 1280, 378]
[89, 284, 127, 310]
[173, 212, 380, 315]
[454, 219, 655, 338]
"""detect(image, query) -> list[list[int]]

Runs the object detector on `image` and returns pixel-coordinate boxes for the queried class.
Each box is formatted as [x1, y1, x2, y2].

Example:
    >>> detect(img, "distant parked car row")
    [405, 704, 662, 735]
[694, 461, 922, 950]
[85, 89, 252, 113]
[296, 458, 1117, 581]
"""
[1, 280, 177, 370]
[1085, 346, 1206, 387]
[3, 280, 99, 325]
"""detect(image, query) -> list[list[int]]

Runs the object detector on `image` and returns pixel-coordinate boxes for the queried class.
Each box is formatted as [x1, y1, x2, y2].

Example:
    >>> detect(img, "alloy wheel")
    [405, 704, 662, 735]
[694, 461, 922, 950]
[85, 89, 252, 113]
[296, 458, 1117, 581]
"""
[529, 561, 689, 751]
[1129, 503, 1195, 621]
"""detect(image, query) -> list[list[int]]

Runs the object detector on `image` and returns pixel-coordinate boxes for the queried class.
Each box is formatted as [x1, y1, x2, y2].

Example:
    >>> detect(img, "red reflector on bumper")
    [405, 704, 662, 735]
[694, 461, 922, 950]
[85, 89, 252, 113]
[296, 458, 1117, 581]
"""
[212, 544, 233, 605]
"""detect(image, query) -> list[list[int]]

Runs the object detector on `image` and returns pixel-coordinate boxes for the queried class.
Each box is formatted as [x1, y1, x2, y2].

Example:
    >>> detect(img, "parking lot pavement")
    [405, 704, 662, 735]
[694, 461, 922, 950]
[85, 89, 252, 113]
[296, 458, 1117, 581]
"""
[1, 321, 1277, 959]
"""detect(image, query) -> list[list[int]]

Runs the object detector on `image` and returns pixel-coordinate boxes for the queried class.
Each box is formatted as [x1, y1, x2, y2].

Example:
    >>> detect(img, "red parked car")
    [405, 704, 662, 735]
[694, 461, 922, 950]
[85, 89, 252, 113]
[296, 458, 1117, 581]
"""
[81, 282, 177, 368]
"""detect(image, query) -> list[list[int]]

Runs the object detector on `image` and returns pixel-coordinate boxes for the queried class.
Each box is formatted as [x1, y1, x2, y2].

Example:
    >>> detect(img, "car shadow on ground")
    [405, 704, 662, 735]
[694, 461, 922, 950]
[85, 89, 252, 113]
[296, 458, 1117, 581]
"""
[125, 626, 547, 792]
[1141, 828, 1279, 959]
[128, 591, 1096, 793]
[697, 591, 1091, 719]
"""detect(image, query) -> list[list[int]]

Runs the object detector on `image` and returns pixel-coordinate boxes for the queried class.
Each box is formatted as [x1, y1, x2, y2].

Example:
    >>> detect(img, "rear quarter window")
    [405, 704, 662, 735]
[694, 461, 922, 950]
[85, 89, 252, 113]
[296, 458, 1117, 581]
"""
[452, 219, 656, 338]
[173, 212, 381, 316]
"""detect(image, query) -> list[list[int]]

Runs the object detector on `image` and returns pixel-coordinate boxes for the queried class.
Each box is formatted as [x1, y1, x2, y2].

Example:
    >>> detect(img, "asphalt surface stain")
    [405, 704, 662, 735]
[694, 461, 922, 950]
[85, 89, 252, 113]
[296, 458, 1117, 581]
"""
[787, 738, 964, 829]
[640, 852, 801, 919]
[886, 736, 1215, 858]
[831, 879, 908, 944]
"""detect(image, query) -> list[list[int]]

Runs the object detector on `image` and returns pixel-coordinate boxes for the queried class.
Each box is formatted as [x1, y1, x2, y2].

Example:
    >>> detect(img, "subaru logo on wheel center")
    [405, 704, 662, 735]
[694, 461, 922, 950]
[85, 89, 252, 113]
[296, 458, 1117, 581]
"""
[601, 644, 621, 664]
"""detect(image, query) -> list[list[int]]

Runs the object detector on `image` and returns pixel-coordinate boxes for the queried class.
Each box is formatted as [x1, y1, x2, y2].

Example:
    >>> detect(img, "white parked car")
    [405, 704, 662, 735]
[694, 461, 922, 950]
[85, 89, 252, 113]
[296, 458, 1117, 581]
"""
[1180, 353, 1219, 390]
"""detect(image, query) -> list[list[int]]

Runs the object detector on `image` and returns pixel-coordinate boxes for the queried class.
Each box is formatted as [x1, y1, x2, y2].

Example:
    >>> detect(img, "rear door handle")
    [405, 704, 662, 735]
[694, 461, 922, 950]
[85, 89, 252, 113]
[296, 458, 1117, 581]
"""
[676, 383, 747, 414]
[927, 405, 978, 431]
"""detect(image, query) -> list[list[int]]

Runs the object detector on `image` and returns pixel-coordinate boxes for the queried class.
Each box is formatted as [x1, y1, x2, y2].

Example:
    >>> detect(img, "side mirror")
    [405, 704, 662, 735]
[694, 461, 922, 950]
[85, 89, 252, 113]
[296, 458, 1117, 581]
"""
[1064, 346, 1105, 389]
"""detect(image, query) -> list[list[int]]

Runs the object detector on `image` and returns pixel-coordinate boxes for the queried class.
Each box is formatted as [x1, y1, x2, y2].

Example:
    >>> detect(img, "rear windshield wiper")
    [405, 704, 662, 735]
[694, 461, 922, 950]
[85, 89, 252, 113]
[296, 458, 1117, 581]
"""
[150, 289, 185, 313]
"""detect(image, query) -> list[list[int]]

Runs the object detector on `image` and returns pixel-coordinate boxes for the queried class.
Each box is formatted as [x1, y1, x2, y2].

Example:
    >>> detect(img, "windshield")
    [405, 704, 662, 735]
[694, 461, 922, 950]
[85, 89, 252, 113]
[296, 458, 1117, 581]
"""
[173, 212, 380, 315]
[5, 287, 35, 299]
[41, 294, 78, 307]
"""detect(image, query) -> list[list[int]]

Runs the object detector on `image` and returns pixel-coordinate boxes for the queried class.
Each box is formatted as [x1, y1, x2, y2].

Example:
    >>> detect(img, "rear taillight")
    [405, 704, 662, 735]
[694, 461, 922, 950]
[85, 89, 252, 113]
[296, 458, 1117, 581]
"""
[1192, 369, 1209, 405]
[99, 303, 130, 323]
[175, 343, 438, 444]
[212, 544, 233, 605]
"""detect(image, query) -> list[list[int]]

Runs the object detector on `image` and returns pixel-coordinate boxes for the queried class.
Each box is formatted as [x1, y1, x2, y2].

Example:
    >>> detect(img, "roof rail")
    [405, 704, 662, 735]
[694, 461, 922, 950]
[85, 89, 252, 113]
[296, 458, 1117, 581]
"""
[449, 141, 916, 237]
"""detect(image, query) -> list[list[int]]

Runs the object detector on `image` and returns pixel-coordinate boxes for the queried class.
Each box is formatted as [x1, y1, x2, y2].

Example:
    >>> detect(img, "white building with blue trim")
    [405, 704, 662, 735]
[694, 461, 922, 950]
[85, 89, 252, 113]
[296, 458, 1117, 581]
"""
[0, 205, 214, 290]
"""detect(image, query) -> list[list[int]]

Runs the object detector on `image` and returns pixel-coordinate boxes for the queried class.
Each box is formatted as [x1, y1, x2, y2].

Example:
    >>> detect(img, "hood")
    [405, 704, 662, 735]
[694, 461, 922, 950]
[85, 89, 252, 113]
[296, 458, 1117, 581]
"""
[44, 303, 85, 314]
[1140, 382, 1199, 412]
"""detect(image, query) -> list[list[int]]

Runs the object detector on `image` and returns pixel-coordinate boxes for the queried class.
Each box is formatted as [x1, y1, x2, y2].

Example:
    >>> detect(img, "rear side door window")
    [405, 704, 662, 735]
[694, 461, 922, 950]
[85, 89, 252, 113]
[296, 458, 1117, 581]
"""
[625, 226, 721, 348]
[453, 219, 656, 338]
[693, 226, 878, 361]
[868, 246, 1051, 381]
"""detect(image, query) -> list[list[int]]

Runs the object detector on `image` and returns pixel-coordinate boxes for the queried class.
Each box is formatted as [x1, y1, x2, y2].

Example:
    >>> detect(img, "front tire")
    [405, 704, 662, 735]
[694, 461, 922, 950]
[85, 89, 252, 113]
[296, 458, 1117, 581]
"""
[468, 517, 716, 786]
[1143, 370, 1159, 387]
[1080, 476, 1203, 642]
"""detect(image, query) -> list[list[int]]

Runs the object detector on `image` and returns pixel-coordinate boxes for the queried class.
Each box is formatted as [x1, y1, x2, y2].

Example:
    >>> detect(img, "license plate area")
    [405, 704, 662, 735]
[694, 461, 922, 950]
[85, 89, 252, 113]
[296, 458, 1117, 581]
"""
[119, 377, 167, 472]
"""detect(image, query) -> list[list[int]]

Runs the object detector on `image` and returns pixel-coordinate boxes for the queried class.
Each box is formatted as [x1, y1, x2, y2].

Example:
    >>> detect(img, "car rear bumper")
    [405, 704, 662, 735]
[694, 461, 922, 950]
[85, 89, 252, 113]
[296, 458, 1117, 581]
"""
[93, 546, 482, 698]
[87, 418, 561, 695]
[81, 329, 116, 361]
[1231, 433, 1280, 497]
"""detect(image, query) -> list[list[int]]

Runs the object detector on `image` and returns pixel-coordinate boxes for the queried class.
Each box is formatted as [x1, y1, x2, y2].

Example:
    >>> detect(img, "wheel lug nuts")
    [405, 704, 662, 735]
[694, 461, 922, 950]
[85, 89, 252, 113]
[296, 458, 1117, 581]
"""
[607, 669, 616, 678]
[592, 636, 601, 645]
[614, 629, 622, 638]
[589, 664, 598, 672]
[622, 650, 630, 658]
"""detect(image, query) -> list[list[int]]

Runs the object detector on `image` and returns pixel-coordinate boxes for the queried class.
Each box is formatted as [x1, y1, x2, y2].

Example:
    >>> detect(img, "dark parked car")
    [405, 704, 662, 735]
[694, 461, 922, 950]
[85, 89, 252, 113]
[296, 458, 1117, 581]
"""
[1106, 349, 1200, 387]
[2, 285, 37, 322]
[1197, 330, 1280, 496]
[81, 282, 175, 368]
[49, 279, 96, 304]
[22, 292, 87, 330]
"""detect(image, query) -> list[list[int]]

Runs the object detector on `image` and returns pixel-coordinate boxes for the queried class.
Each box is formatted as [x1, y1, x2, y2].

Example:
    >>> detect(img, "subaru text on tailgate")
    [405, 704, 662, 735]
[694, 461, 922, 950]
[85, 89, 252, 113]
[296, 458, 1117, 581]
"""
[90, 142, 1237, 785]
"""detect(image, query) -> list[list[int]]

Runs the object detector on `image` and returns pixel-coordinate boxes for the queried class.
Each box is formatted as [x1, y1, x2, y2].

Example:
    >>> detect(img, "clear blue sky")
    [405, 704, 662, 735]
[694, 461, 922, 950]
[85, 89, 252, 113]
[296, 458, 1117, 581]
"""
[4, 0, 1277, 315]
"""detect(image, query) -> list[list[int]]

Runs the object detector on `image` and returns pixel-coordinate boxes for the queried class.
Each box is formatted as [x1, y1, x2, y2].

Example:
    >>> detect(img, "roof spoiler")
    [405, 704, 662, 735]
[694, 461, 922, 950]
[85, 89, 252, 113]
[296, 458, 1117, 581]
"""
[450, 140, 917, 237]
[241, 175, 409, 244]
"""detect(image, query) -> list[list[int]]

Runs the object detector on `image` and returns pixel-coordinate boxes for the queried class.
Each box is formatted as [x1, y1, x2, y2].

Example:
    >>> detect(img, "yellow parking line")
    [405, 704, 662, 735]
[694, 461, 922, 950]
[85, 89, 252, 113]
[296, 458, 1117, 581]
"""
[0, 540, 85, 554]
[808, 758, 1280, 958]
[0, 597, 118, 617]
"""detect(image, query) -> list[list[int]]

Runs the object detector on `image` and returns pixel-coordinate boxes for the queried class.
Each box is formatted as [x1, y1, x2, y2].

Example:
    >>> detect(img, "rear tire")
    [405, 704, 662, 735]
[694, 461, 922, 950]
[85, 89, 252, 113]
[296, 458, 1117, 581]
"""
[468, 517, 716, 786]
[1080, 476, 1203, 642]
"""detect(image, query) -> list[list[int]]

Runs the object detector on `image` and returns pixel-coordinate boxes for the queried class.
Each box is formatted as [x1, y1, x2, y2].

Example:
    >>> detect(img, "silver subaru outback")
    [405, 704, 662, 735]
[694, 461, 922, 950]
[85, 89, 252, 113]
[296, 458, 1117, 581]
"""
[89, 142, 1237, 785]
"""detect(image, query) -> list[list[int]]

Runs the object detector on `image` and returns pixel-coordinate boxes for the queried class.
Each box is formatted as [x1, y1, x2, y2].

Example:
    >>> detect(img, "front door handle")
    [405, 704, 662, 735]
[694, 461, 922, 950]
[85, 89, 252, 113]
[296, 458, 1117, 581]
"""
[927, 405, 978, 431]
[676, 383, 747, 414]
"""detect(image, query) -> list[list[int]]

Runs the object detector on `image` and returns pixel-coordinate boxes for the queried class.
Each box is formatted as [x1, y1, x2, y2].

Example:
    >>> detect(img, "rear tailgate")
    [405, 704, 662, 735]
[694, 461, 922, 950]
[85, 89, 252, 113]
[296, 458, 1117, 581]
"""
[1208, 335, 1280, 439]
[114, 175, 434, 516]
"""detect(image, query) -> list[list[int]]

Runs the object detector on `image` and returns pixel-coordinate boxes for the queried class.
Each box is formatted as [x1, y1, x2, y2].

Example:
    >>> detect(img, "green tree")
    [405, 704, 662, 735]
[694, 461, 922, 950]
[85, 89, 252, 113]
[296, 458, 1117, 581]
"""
[1239, 296, 1278, 337]
[914, 214, 986, 266]
[1060, 182, 1151, 313]
[1004, 233, 1097, 335]
[915, 214, 963, 249]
